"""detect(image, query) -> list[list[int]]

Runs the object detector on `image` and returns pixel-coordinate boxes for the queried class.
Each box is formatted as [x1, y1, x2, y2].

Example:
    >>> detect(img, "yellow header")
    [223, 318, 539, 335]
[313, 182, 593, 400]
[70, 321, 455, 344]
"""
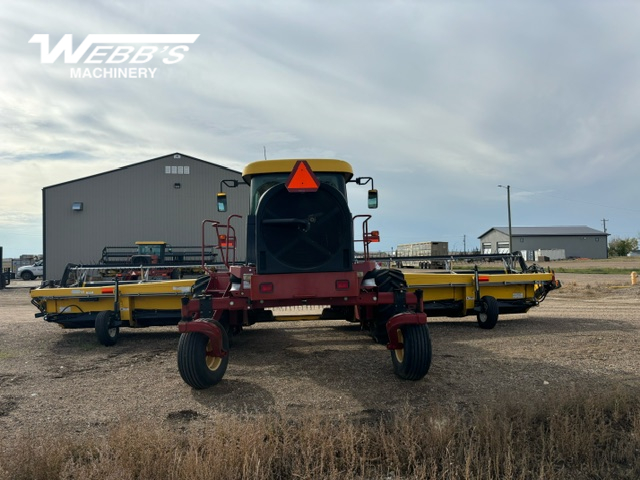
[242, 159, 354, 183]
[134, 241, 167, 245]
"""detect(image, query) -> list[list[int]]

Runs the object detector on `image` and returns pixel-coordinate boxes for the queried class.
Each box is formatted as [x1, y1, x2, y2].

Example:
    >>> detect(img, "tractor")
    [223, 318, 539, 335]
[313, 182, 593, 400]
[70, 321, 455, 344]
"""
[176, 159, 431, 389]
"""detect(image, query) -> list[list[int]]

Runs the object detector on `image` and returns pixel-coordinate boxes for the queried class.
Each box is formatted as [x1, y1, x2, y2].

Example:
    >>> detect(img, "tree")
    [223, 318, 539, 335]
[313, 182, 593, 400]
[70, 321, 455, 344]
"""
[608, 237, 638, 257]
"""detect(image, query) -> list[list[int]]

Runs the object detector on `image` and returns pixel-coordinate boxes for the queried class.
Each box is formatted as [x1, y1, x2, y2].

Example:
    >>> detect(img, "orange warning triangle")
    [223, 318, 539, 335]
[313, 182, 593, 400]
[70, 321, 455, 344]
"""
[285, 160, 320, 192]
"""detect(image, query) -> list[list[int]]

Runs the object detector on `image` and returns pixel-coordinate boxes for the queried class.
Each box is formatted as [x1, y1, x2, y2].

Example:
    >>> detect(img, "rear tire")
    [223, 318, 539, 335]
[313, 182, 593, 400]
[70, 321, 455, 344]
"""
[177, 321, 229, 389]
[95, 310, 119, 346]
[476, 295, 499, 329]
[21, 271, 35, 281]
[391, 323, 432, 380]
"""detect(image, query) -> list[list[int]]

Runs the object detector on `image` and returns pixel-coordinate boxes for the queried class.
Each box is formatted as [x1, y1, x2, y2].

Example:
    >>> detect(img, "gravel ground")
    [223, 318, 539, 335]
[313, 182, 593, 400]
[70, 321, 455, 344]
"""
[1, 271, 639, 443]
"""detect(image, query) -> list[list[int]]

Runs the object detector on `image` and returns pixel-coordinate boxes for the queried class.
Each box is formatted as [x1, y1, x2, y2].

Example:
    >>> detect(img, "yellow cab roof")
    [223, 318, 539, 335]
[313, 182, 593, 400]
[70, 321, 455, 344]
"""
[242, 159, 354, 184]
[135, 241, 167, 245]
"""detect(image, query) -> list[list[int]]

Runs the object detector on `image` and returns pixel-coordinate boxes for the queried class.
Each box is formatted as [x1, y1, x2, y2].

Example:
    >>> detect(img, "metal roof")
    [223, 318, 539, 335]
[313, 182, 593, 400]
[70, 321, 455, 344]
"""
[43, 152, 241, 190]
[478, 226, 608, 239]
[242, 159, 354, 183]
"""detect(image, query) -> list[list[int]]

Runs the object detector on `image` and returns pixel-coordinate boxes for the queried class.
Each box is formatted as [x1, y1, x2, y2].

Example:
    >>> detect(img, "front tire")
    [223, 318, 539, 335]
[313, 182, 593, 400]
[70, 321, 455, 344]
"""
[391, 323, 432, 380]
[177, 321, 229, 389]
[95, 310, 119, 346]
[476, 295, 499, 329]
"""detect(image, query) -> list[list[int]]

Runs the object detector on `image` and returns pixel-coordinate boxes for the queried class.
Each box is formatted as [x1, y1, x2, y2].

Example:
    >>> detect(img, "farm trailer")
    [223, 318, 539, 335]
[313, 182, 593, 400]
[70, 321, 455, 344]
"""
[395, 241, 449, 268]
[30, 270, 197, 346]
[402, 254, 560, 329]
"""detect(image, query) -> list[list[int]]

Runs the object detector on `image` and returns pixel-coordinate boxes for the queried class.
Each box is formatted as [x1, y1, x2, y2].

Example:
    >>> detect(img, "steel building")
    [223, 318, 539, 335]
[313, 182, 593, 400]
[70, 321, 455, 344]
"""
[478, 226, 609, 260]
[43, 153, 249, 280]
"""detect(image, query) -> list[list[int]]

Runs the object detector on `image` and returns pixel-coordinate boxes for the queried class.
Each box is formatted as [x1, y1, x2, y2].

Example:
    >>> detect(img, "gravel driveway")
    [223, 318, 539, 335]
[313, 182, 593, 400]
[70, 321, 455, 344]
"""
[1, 272, 638, 443]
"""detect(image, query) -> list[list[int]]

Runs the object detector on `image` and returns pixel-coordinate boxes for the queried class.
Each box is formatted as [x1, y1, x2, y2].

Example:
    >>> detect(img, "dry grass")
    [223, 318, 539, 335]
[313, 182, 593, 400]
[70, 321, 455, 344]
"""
[1, 388, 638, 480]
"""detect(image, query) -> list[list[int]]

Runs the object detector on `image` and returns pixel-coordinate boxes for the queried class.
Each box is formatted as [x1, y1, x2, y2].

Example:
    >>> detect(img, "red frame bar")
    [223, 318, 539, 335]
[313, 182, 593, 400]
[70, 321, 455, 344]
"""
[178, 319, 228, 358]
[385, 312, 427, 350]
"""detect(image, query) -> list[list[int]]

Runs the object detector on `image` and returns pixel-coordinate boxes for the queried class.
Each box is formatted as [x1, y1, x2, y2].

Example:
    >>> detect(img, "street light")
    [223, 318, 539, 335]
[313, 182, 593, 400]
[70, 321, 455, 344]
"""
[497, 184, 512, 253]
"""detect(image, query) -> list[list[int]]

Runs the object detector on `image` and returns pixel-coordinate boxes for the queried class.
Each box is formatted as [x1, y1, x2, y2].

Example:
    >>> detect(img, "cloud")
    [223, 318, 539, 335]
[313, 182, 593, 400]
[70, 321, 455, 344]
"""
[2, 0, 640, 257]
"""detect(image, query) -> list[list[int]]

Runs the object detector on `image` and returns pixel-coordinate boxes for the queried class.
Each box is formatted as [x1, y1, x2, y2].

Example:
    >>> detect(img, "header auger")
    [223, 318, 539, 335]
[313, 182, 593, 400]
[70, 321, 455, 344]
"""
[176, 159, 431, 388]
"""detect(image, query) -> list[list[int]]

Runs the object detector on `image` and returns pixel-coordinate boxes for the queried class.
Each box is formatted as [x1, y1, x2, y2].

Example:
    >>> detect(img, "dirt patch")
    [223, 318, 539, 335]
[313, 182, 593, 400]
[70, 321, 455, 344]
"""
[1, 271, 639, 443]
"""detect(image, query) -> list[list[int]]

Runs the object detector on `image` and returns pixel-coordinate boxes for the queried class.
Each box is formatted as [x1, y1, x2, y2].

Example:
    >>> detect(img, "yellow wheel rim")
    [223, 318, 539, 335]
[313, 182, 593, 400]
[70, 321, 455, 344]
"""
[205, 340, 222, 371]
[395, 329, 404, 363]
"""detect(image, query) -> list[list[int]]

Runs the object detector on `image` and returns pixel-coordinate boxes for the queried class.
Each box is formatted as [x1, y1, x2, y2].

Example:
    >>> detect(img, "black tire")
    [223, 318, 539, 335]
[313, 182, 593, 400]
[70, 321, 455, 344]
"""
[177, 321, 229, 389]
[95, 310, 119, 346]
[391, 323, 432, 380]
[217, 311, 234, 347]
[21, 270, 35, 281]
[476, 295, 499, 329]
[364, 269, 407, 344]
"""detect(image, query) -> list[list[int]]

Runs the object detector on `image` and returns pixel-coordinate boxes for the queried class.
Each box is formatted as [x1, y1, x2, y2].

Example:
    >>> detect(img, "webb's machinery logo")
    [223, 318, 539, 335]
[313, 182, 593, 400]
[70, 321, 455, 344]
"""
[28, 34, 200, 79]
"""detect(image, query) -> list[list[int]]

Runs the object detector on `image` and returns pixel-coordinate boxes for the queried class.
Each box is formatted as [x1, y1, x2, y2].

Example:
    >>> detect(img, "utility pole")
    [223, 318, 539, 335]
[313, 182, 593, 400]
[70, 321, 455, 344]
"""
[463, 234, 466, 254]
[498, 185, 512, 253]
[602, 218, 609, 258]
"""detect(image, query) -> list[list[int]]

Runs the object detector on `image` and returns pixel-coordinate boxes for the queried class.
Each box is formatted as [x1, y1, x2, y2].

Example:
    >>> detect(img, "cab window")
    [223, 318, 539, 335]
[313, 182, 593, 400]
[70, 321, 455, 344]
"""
[249, 173, 347, 213]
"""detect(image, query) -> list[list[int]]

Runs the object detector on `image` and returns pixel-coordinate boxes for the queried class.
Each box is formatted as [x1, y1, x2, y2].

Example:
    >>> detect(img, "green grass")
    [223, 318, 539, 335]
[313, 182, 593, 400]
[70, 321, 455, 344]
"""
[1, 387, 638, 480]
[553, 267, 638, 274]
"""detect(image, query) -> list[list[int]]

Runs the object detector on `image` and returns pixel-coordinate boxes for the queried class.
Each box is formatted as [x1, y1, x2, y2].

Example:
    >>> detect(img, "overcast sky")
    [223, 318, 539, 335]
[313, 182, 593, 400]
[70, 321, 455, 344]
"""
[2, 0, 640, 258]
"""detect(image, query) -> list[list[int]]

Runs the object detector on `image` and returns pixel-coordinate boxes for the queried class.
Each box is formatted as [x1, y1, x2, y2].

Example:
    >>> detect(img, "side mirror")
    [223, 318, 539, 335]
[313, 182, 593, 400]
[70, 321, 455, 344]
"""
[217, 192, 227, 212]
[367, 189, 378, 209]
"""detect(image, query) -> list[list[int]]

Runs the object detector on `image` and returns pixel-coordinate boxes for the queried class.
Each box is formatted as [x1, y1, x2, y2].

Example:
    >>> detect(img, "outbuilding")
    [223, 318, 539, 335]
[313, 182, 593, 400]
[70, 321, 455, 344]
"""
[478, 226, 609, 260]
[42, 153, 249, 280]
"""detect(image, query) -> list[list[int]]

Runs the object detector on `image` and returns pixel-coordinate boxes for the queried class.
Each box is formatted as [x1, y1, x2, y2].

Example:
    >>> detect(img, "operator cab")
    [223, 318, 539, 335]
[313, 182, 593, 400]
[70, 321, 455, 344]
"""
[242, 159, 354, 213]
[131, 241, 173, 265]
[216, 159, 378, 274]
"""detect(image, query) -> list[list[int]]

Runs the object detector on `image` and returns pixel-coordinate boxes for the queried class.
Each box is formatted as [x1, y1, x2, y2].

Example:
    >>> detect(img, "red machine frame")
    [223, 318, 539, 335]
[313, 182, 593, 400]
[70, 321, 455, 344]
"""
[178, 214, 428, 377]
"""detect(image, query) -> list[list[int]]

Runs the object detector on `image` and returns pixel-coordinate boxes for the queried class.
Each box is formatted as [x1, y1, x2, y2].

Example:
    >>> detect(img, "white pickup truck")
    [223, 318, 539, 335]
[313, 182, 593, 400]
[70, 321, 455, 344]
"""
[17, 260, 44, 280]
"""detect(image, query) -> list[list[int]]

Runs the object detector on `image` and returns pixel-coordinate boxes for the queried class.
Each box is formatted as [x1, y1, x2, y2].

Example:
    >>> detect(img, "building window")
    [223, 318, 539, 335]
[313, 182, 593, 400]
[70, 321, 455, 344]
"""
[497, 241, 510, 253]
[482, 242, 491, 254]
[165, 166, 190, 174]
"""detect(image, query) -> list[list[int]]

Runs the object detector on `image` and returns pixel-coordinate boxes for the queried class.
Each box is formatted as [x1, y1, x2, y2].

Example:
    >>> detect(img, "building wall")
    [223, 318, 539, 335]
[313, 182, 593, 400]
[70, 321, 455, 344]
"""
[479, 230, 608, 259]
[512, 235, 607, 259]
[43, 154, 249, 280]
[480, 230, 509, 253]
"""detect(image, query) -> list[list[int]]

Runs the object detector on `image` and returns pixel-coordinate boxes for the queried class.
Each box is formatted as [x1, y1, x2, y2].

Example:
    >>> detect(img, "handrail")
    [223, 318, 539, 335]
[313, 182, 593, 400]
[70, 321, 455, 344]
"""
[201, 215, 242, 272]
[352, 214, 375, 261]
